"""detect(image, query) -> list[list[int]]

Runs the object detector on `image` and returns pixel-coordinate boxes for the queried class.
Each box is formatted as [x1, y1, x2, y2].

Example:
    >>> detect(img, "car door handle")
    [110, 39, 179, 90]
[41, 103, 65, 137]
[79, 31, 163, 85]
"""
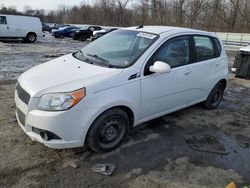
[215, 63, 219, 67]
[7, 26, 9, 29]
[184, 70, 191, 75]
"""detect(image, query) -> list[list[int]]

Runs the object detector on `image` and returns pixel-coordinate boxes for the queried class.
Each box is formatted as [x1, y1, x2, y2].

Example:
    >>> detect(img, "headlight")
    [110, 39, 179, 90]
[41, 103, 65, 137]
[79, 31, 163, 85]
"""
[37, 88, 86, 111]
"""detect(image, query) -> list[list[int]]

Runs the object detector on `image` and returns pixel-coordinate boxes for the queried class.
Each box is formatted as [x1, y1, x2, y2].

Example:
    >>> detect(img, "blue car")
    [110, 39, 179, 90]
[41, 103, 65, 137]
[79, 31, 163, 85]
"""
[52, 26, 79, 38]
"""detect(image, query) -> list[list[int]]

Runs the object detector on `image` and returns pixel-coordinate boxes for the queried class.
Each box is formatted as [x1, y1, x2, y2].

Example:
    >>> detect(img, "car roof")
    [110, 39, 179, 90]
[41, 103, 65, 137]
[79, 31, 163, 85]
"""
[0, 14, 39, 18]
[124, 25, 213, 36]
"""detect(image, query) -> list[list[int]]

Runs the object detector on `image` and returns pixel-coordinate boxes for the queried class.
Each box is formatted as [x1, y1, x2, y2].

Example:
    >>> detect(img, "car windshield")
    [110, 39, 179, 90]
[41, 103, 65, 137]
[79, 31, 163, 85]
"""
[73, 30, 158, 68]
[79, 25, 90, 30]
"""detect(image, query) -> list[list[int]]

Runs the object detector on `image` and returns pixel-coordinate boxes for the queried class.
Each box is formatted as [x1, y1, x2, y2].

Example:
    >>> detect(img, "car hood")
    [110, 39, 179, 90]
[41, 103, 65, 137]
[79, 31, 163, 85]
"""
[18, 54, 122, 97]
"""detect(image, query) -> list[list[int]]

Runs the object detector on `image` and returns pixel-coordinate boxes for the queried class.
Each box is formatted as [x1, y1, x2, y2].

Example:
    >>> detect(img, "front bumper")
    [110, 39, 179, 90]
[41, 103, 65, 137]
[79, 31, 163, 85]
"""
[15, 89, 100, 149]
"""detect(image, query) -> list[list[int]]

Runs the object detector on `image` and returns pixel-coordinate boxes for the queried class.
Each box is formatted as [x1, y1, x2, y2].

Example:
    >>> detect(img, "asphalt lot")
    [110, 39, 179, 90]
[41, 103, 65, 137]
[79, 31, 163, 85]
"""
[0, 35, 249, 187]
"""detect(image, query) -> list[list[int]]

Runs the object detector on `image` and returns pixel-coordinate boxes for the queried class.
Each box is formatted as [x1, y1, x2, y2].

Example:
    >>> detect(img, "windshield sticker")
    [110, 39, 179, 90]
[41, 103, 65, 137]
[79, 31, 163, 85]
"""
[136, 32, 156, 39]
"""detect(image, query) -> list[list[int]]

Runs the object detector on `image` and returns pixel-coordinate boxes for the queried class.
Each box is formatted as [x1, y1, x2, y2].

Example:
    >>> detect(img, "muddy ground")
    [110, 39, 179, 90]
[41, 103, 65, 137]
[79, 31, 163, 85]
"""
[0, 35, 250, 188]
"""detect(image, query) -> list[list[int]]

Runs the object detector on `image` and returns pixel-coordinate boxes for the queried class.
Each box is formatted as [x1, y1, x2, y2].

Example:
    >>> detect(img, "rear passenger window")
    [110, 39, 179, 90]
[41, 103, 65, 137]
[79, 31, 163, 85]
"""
[0, 16, 7, 24]
[194, 36, 215, 62]
[213, 37, 222, 58]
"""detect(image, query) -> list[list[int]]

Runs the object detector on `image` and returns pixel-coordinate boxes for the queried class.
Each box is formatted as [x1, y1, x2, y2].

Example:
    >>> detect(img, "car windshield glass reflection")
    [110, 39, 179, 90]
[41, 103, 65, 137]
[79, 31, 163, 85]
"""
[73, 30, 158, 68]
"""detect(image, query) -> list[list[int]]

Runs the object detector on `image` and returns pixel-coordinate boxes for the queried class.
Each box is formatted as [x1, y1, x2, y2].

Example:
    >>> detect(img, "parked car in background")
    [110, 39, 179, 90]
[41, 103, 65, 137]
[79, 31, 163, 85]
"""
[42, 22, 51, 33]
[49, 24, 70, 33]
[72, 25, 102, 41]
[52, 26, 79, 38]
[91, 28, 117, 41]
[0, 14, 44, 42]
[49, 24, 60, 30]
[15, 26, 228, 152]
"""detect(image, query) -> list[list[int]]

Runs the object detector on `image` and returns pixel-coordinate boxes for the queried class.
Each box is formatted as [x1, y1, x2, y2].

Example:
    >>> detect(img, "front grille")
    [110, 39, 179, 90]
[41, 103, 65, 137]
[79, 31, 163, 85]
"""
[16, 83, 30, 105]
[16, 108, 26, 126]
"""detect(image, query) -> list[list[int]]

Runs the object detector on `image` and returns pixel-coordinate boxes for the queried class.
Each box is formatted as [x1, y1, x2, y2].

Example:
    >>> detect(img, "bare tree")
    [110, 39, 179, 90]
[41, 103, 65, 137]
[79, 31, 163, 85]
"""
[229, 0, 240, 32]
[115, 0, 130, 26]
[186, 0, 206, 28]
[2, 0, 250, 32]
[207, 0, 221, 31]
[174, 0, 186, 26]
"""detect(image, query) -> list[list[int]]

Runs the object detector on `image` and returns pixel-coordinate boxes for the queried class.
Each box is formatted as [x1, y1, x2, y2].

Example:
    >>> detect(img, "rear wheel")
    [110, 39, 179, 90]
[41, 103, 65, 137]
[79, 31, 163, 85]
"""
[25, 33, 37, 43]
[58, 34, 64, 39]
[203, 82, 225, 109]
[87, 108, 129, 153]
[72, 35, 78, 40]
[80, 35, 87, 41]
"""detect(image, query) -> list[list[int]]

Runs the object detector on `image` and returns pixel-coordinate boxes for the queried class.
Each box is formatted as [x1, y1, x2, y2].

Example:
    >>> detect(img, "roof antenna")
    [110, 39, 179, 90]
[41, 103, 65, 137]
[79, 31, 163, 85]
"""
[136, 25, 143, 29]
[136, 18, 145, 29]
[136, 17, 145, 29]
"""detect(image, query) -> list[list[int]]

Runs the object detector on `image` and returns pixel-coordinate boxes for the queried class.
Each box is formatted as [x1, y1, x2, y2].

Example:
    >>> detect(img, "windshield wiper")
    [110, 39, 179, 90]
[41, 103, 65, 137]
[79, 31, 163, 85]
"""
[87, 53, 109, 63]
[78, 49, 84, 56]
[73, 50, 93, 64]
[73, 50, 84, 57]
[87, 53, 114, 68]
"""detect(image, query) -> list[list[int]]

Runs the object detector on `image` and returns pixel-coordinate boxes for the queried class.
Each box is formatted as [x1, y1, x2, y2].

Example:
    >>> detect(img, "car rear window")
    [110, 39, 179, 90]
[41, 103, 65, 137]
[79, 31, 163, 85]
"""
[194, 36, 215, 62]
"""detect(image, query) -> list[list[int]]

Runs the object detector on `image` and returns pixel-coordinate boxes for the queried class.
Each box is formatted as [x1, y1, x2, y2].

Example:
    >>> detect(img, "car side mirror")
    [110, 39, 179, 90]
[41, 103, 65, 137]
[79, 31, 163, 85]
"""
[149, 61, 171, 74]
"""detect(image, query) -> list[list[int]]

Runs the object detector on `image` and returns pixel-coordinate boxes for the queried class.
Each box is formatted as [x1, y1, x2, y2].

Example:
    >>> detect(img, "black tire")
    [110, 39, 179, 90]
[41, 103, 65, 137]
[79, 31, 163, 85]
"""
[25, 33, 37, 43]
[87, 108, 129, 153]
[80, 35, 87, 41]
[72, 35, 79, 40]
[203, 82, 225, 109]
[58, 34, 64, 39]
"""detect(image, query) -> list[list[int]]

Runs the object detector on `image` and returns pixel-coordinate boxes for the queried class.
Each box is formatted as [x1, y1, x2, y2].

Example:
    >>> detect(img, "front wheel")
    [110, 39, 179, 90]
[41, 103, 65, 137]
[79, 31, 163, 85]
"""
[87, 108, 129, 153]
[203, 82, 225, 109]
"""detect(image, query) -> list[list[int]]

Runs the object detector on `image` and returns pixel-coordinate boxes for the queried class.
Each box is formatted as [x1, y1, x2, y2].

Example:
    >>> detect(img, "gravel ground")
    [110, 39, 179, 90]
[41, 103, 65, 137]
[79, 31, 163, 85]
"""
[0, 35, 249, 188]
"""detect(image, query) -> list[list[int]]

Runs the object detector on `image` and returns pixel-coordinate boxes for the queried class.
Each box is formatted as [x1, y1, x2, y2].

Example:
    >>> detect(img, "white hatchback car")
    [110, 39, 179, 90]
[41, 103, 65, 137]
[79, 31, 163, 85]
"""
[15, 26, 228, 152]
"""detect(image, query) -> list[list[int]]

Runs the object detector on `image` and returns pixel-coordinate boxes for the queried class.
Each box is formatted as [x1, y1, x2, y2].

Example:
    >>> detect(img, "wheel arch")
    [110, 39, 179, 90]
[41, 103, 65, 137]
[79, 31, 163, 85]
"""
[83, 105, 135, 149]
[91, 105, 135, 131]
[26, 31, 37, 38]
[219, 79, 227, 90]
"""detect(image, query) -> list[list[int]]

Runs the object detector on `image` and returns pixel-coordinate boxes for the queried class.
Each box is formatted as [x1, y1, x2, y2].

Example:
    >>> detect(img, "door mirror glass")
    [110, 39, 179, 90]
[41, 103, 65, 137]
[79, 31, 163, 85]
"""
[149, 61, 171, 74]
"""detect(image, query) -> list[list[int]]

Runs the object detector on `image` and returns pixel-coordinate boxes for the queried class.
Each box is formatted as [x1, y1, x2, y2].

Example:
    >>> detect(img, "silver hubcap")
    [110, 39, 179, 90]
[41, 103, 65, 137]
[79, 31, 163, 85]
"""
[29, 35, 35, 41]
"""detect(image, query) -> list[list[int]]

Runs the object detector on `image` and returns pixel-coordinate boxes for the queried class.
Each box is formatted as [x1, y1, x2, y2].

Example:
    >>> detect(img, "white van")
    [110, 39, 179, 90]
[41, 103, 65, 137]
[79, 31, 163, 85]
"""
[0, 14, 44, 42]
[15, 26, 228, 152]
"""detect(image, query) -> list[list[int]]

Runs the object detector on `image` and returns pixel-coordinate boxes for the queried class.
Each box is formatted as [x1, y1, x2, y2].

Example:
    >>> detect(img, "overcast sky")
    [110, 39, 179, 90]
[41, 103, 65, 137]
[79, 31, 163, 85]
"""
[0, 0, 92, 11]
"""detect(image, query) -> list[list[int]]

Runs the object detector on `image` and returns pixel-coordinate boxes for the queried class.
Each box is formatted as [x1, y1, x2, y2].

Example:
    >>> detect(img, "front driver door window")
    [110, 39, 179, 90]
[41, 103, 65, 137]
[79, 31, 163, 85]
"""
[140, 36, 193, 120]
[145, 36, 190, 75]
[0, 16, 9, 37]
